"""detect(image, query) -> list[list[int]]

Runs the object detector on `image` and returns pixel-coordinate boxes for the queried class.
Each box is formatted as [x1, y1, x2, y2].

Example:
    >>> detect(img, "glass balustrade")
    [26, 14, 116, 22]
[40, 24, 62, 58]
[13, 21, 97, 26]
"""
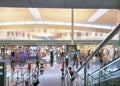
[87, 56, 120, 86]
[73, 24, 120, 86]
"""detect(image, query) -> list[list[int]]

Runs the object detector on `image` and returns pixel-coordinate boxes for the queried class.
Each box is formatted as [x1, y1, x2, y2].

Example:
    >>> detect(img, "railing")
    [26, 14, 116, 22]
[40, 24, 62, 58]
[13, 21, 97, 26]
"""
[71, 24, 120, 86]
[0, 40, 117, 45]
[13, 70, 28, 86]
[87, 57, 120, 86]
[64, 67, 78, 86]
[7, 67, 35, 86]
[7, 69, 21, 86]
[76, 74, 84, 86]
[12, 68, 36, 86]
[64, 69, 72, 86]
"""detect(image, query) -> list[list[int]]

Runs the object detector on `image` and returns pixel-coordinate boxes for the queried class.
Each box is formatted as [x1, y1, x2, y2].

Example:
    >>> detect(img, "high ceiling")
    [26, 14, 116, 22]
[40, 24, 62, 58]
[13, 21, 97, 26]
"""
[0, 0, 120, 8]
[0, 8, 119, 40]
[0, 8, 117, 23]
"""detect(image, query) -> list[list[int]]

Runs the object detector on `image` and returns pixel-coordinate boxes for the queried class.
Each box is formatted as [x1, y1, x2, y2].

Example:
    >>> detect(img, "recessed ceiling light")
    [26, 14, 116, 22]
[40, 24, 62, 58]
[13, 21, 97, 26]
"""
[28, 8, 41, 19]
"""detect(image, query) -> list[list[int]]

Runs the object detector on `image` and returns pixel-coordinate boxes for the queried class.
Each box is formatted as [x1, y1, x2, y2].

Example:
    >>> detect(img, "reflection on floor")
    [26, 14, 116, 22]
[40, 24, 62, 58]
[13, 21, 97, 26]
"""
[6, 54, 101, 86]
[39, 64, 62, 86]
[6, 55, 63, 86]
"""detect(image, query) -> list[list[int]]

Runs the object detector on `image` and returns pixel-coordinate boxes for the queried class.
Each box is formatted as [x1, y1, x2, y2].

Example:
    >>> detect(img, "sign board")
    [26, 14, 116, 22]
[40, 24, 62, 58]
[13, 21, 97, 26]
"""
[67, 45, 77, 52]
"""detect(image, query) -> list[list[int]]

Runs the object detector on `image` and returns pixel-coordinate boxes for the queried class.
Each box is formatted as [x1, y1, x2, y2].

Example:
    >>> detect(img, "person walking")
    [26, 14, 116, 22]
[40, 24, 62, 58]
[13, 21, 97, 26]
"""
[33, 75, 39, 86]
[11, 60, 15, 73]
[27, 59, 31, 75]
[36, 60, 39, 70]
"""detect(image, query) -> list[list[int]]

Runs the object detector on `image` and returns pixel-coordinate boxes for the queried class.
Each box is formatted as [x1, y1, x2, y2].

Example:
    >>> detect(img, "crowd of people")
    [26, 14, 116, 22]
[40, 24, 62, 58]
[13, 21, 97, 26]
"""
[8, 45, 115, 86]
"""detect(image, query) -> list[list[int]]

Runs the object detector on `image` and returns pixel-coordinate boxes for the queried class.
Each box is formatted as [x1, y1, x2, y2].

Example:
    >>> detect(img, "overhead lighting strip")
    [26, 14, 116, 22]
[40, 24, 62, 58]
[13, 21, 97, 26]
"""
[0, 20, 114, 29]
[88, 9, 109, 22]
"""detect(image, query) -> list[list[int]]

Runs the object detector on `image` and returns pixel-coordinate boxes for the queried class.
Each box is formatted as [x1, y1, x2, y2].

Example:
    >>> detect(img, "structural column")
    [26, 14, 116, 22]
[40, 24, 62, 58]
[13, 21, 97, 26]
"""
[84, 64, 87, 86]
[117, 9, 120, 24]
[71, 8, 74, 45]
[117, 9, 120, 56]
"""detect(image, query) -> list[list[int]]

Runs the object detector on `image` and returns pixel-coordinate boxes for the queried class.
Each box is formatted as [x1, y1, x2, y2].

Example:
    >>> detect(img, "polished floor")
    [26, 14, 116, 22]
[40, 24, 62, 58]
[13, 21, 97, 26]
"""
[6, 55, 64, 86]
[6, 54, 101, 86]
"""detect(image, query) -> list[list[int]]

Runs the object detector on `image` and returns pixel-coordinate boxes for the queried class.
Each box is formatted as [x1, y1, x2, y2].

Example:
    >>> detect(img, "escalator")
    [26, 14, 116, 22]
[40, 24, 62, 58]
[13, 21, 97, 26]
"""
[64, 24, 120, 86]
[87, 57, 120, 86]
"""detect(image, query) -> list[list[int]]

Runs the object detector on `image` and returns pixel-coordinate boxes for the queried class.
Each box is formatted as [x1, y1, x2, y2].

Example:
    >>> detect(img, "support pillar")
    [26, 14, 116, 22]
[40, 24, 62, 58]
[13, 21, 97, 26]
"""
[117, 9, 120, 24]
[118, 34, 120, 56]
[117, 9, 120, 56]
[71, 8, 74, 45]
[84, 65, 87, 86]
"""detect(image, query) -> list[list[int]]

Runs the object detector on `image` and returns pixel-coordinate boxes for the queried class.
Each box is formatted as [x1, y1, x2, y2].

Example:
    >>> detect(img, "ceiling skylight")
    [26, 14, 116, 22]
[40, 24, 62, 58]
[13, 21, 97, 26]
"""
[88, 9, 109, 22]
[28, 8, 41, 19]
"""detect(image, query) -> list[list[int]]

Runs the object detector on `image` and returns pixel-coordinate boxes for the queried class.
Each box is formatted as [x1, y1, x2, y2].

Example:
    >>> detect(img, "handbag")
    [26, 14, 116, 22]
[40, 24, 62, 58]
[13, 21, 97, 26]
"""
[36, 79, 39, 84]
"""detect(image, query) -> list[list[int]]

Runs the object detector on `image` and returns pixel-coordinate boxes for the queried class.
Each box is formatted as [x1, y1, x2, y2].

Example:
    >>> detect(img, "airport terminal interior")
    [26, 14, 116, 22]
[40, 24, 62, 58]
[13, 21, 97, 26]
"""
[0, 1, 120, 86]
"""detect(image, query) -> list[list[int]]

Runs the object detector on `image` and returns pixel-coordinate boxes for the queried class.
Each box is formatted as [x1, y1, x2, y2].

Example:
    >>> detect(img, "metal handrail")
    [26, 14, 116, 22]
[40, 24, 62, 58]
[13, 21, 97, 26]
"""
[7, 67, 29, 78]
[77, 74, 84, 80]
[71, 24, 120, 79]
[7, 67, 35, 86]
[13, 68, 36, 86]
[7, 69, 20, 78]
[90, 70, 120, 85]
[88, 56, 120, 76]
[91, 68, 120, 80]
[89, 57, 120, 79]
[76, 74, 84, 86]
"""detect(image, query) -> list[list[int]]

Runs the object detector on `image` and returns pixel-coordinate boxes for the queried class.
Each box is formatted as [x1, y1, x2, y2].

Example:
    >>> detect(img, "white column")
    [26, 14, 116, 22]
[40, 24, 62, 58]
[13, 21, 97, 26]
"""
[117, 10, 120, 56]
[117, 9, 120, 24]
[71, 8, 74, 45]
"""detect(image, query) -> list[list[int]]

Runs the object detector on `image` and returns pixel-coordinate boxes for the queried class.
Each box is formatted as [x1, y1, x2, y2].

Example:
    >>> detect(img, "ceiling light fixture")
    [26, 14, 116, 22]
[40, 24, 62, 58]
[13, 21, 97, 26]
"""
[88, 9, 109, 22]
[0, 20, 114, 29]
[28, 8, 41, 19]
